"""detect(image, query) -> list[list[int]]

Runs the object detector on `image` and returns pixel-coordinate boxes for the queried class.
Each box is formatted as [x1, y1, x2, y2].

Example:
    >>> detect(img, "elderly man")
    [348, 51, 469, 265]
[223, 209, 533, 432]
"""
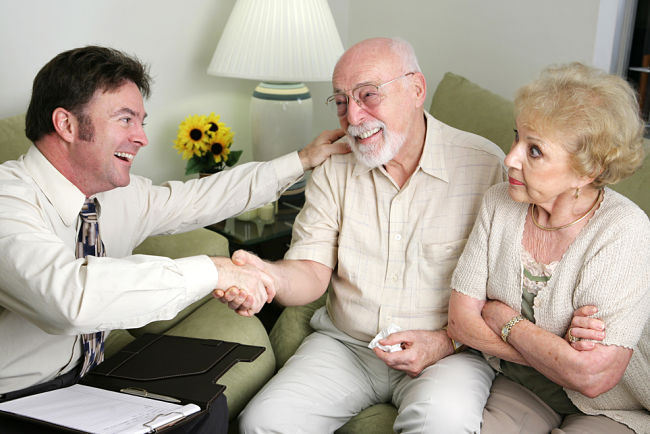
[0, 46, 346, 433]
[226, 37, 507, 433]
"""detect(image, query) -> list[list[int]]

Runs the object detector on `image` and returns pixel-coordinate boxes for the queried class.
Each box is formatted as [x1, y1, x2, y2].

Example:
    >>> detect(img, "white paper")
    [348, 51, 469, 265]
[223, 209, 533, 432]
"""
[0, 384, 200, 433]
[368, 323, 403, 352]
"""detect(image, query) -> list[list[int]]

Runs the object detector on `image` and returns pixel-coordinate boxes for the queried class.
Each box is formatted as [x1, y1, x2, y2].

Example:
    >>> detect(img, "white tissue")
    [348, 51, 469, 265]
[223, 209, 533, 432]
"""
[368, 324, 403, 352]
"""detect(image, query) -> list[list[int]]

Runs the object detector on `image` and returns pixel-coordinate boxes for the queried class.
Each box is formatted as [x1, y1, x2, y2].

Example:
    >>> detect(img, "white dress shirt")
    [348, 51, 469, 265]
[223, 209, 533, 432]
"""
[0, 145, 303, 393]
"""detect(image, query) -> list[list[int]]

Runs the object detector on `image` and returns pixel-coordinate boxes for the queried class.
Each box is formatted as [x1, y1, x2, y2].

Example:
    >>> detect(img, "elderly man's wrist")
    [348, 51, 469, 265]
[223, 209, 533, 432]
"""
[441, 326, 465, 354]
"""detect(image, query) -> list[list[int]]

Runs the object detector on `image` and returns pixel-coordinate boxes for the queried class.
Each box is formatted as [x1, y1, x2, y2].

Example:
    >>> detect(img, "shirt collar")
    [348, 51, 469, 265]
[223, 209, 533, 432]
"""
[351, 111, 450, 183]
[23, 145, 87, 226]
[351, 158, 374, 177]
[419, 111, 449, 183]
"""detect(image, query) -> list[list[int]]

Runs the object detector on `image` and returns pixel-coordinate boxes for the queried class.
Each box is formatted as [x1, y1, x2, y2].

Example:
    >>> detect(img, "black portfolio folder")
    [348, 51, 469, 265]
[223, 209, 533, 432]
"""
[80, 333, 265, 409]
[0, 333, 264, 433]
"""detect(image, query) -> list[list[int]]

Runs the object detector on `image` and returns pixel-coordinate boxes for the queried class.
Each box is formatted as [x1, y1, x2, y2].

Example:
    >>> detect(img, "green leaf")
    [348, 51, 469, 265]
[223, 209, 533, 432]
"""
[185, 154, 215, 175]
[225, 150, 243, 167]
[184, 158, 203, 175]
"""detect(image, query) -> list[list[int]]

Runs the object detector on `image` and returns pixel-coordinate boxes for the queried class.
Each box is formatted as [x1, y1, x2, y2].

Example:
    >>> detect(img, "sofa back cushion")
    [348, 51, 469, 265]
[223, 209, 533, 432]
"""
[430, 72, 515, 154]
[611, 157, 649, 215]
[0, 114, 32, 163]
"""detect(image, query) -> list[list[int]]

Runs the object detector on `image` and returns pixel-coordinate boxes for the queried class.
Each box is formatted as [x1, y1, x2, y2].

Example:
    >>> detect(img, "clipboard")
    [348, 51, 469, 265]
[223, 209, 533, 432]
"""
[81, 333, 265, 409]
[0, 384, 202, 433]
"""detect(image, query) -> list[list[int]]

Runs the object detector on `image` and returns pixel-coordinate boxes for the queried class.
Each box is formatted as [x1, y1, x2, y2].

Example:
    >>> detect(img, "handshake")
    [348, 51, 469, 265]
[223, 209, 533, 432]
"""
[210, 250, 276, 317]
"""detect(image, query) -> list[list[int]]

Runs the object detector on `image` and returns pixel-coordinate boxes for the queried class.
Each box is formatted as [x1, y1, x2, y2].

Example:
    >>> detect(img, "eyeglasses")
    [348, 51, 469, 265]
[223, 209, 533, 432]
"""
[326, 72, 415, 118]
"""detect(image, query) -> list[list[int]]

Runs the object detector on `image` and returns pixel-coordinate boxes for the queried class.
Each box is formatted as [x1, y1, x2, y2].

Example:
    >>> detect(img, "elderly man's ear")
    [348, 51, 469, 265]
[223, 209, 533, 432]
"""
[412, 72, 427, 107]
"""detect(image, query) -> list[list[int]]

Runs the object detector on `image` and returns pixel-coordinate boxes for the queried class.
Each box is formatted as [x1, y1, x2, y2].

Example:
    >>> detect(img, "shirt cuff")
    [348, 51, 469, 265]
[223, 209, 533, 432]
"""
[173, 255, 219, 301]
[271, 151, 304, 189]
[284, 246, 338, 269]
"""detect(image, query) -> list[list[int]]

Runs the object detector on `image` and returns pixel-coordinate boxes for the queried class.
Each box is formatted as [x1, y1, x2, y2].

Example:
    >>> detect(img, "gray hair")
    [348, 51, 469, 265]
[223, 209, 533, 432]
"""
[388, 37, 422, 73]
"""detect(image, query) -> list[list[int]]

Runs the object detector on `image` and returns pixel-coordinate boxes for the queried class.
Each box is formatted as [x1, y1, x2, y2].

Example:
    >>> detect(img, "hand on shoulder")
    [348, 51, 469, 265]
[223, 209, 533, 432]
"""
[298, 129, 349, 171]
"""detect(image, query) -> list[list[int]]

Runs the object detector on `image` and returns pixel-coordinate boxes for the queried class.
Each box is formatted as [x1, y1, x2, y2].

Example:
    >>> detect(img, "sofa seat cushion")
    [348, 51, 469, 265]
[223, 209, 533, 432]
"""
[104, 329, 137, 359]
[337, 403, 398, 434]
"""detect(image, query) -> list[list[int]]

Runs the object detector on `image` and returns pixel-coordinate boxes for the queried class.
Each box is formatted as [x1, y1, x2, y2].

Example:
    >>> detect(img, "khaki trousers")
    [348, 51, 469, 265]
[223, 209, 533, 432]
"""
[481, 375, 635, 434]
[240, 307, 495, 433]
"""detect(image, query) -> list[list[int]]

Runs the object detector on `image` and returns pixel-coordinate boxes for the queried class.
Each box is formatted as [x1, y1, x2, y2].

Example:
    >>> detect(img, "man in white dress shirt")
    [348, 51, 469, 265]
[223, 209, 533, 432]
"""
[0, 45, 346, 433]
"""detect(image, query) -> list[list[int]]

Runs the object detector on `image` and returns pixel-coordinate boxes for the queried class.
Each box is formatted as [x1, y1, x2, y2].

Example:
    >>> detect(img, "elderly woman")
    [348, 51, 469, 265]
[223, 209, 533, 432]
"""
[447, 62, 649, 434]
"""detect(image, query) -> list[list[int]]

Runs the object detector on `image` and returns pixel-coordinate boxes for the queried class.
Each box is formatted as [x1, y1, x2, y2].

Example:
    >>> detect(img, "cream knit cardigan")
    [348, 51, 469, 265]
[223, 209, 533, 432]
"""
[452, 182, 650, 433]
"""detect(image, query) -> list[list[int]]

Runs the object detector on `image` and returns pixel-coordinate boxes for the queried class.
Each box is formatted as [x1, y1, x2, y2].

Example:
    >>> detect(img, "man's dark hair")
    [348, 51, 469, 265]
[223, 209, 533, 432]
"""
[25, 46, 152, 142]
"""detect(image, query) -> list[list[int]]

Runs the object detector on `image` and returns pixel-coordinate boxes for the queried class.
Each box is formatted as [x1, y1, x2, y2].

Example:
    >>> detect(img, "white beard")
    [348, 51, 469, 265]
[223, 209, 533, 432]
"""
[346, 121, 406, 168]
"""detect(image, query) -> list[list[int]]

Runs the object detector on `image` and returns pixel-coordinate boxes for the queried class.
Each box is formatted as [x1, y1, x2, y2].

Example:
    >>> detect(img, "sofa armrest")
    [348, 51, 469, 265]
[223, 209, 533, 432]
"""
[128, 227, 229, 337]
[133, 227, 228, 259]
[269, 293, 327, 370]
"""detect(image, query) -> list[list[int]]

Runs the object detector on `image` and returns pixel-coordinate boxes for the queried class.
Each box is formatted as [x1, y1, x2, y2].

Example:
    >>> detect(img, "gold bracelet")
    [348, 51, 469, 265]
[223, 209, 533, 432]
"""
[501, 315, 526, 343]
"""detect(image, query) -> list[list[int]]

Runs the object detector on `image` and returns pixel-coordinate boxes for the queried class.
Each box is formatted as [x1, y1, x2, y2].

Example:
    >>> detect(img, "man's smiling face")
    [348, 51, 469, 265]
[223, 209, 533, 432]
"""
[68, 80, 148, 196]
[332, 41, 415, 167]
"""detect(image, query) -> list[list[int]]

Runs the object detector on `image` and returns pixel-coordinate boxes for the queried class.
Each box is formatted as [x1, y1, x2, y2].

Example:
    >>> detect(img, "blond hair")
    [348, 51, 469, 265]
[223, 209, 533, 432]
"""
[515, 62, 645, 187]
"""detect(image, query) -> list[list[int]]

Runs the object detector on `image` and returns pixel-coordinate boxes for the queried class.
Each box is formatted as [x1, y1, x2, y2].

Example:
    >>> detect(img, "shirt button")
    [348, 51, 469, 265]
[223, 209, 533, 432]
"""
[394, 234, 402, 241]
[391, 273, 399, 281]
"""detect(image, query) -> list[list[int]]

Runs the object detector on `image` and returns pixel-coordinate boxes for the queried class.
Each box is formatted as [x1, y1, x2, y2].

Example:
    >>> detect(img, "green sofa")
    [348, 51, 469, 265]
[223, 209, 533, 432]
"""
[0, 114, 276, 427]
[268, 72, 650, 434]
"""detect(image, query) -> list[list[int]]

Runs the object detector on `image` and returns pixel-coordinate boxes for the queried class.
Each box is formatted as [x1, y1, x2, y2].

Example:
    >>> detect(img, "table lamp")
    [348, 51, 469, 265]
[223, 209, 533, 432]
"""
[207, 0, 344, 171]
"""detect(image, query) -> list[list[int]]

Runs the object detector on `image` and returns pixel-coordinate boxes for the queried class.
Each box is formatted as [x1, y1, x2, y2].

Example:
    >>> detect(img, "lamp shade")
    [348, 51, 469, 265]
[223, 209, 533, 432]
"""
[207, 0, 343, 82]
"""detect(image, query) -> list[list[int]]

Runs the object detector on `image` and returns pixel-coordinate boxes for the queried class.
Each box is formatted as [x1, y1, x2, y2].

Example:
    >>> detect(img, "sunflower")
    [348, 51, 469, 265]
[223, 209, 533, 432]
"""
[205, 112, 222, 138]
[173, 114, 210, 160]
[210, 140, 231, 164]
[173, 113, 241, 175]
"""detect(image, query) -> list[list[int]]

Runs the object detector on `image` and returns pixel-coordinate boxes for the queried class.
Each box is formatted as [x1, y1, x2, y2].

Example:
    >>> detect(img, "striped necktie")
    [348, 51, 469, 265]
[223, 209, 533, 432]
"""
[76, 198, 106, 377]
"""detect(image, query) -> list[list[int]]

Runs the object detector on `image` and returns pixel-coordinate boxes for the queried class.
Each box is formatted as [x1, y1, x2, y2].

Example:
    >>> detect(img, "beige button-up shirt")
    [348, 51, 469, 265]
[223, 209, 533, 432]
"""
[286, 112, 506, 342]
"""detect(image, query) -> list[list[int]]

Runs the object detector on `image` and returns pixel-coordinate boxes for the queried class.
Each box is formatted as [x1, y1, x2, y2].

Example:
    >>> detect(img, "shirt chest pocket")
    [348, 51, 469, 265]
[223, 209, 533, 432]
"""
[421, 238, 468, 263]
[417, 238, 468, 293]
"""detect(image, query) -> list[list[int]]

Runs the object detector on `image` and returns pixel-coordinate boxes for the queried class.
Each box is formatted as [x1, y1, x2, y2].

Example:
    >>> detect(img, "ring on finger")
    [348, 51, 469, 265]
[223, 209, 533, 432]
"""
[568, 328, 580, 343]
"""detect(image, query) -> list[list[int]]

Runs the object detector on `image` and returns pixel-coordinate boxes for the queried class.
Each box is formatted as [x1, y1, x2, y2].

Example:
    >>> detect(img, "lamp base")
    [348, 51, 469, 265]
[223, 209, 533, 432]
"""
[250, 82, 313, 193]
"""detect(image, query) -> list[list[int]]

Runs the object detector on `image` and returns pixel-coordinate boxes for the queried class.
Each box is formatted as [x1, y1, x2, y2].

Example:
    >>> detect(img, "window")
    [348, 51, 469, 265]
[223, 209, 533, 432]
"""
[626, 0, 649, 132]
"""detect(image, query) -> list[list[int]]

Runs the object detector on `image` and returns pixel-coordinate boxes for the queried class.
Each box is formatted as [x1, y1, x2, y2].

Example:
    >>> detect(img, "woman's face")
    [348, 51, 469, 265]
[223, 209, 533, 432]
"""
[504, 119, 585, 209]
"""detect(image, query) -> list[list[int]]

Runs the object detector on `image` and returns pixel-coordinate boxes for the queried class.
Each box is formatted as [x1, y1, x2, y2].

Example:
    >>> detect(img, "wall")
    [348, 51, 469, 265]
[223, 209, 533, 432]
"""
[0, 0, 606, 184]
[345, 0, 601, 109]
[0, 0, 252, 184]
